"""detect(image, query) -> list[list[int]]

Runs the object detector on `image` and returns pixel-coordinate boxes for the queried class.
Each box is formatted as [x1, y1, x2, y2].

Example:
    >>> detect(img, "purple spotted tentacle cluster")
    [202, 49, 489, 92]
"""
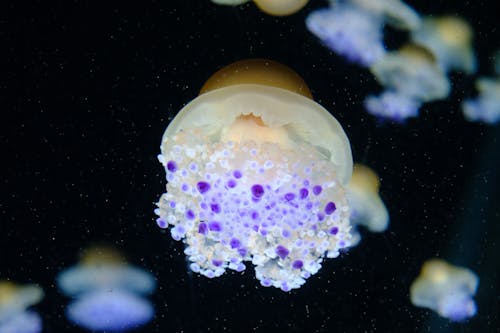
[155, 129, 352, 291]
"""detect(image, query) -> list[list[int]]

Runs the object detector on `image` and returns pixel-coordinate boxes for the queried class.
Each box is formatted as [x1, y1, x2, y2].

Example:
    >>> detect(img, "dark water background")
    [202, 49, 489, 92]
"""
[2, 0, 499, 332]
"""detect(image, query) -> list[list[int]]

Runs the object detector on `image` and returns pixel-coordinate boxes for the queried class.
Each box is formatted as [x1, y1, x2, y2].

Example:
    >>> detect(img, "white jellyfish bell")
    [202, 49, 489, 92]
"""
[155, 59, 354, 291]
[410, 259, 479, 322]
[0, 282, 44, 333]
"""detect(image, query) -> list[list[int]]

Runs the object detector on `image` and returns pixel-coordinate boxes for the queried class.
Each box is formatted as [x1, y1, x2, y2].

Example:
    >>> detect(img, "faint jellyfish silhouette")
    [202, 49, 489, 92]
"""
[210, 0, 309, 16]
[410, 259, 479, 322]
[346, 164, 389, 246]
[411, 15, 476, 74]
[365, 43, 450, 121]
[462, 52, 500, 124]
[0, 281, 43, 333]
[462, 78, 500, 124]
[306, 0, 420, 67]
[57, 246, 156, 331]
[155, 58, 353, 291]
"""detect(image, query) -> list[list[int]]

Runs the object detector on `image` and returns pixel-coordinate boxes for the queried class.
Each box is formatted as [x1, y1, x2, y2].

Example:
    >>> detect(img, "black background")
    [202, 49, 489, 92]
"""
[2, 0, 499, 332]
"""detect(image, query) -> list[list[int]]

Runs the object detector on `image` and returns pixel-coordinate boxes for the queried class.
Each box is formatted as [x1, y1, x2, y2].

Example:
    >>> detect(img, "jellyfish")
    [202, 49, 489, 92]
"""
[210, 0, 309, 16]
[365, 43, 450, 121]
[411, 16, 476, 74]
[410, 259, 479, 322]
[0, 281, 44, 333]
[65, 290, 154, 332]
[57, 246, 156, 331]
[462, 77, 500, 124]
[346, 164, 389, 246]
[57, 246, 156, 297]
[155, 58, 353, 291]
[306, 0, 420, 67]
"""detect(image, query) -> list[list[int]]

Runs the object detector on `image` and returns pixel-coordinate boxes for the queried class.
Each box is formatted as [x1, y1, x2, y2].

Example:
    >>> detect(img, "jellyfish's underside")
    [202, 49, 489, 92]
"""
[306, 4, 386, 67]
[156, 82, 353, 291]
[66, 290, 154, 332]
[410, 259, 478, 322]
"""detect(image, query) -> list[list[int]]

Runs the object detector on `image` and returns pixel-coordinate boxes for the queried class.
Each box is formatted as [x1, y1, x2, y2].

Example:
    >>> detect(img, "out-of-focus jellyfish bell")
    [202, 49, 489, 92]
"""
[0, 281, 44, 333]
[410, 259, 479, 322]
[462, 78, 500, 124]
[210, 0, 309, 16]
[155, 58, 353, 291]
[66, 290, 154, 332]
[411, 16, 476, 74]
[306, 3, 387, 67]
[365, 43, 450, 121]
[306, 0, 420, 67]
[346, 164, 389, 246]
[57, 246, 156, 297]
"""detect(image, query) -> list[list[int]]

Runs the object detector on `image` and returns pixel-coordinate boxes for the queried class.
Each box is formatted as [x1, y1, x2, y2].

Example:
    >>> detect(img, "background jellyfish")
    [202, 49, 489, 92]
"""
[364, 43, 450, 121]
[346, 164, 389, 246]
[210, 0, 309, 16]
[411, 16, 476, 74]
[155, 59, 353, 291]
[57, 246, 156, 331]
[462, 53, 500, 124]
[410, 259, 479, 322]
[0, 281, 44, 333]
[306, 0, 420, 67]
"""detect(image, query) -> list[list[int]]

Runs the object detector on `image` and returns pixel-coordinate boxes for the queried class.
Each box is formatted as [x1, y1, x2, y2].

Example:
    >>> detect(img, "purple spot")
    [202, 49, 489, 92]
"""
[210, 203, 221, 213]
[325, 202, 337, 215]
[251, 184, 265, 199]
[208, 221, 222, 232]
[238, 248, 247, 257]
[167, 161, 177, 172]
[233, 170, 242, 179]
[282, 229, 291, 238]
[169, 201, 176, 208]
[317, 213, 325, 222]
[339, 241, 346, 248]
[227, 179, 237, 188]
[299, 188, 309, 199]
[230, 238, 241, 249]
[262, 278, 272, 287]
[156, 218, 167, 228]
[292, 260, 303, 269]
[329, 227, 339, 235]
[186, 210, 195, 220]
[303, 180, 310, 186]
[313, 185, 323, 195]
[212, 259, 223, 267]
[251, 211, 260, 220]
[276, 245, 289, 259]
[284, 193, 296, 201]
[305, 202, 313, 210]
[181, 184, 189, 192]
[260, 229, 268, 236]
[197, 181, 211, 194]
[198, 222, 208, 235]
[252, 225, 259, 232]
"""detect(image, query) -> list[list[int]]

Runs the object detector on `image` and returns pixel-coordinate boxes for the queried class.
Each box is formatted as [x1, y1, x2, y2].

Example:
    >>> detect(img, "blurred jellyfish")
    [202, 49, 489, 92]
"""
[155, 59, 353, 291]
[410, 259, 479, 322]
[462, 78, 500, 124]
[346, 164, 389, 246]
[365, 44, 450, 120]
[66, 290, 154, 332]
[57, 246, 156, 297]
[306, 0, 420, 67]
[210, 0, 309, 16]
[411, 16, 476, 74]
[57, 246, 156, 331]
[0, 281, 44, 333]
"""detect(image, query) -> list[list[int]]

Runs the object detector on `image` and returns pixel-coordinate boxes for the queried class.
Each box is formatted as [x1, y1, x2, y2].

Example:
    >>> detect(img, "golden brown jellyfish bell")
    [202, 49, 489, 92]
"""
[162, 59, 353, 184]
[350, 164, 381, 194]
[253, 0, 309, 16]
